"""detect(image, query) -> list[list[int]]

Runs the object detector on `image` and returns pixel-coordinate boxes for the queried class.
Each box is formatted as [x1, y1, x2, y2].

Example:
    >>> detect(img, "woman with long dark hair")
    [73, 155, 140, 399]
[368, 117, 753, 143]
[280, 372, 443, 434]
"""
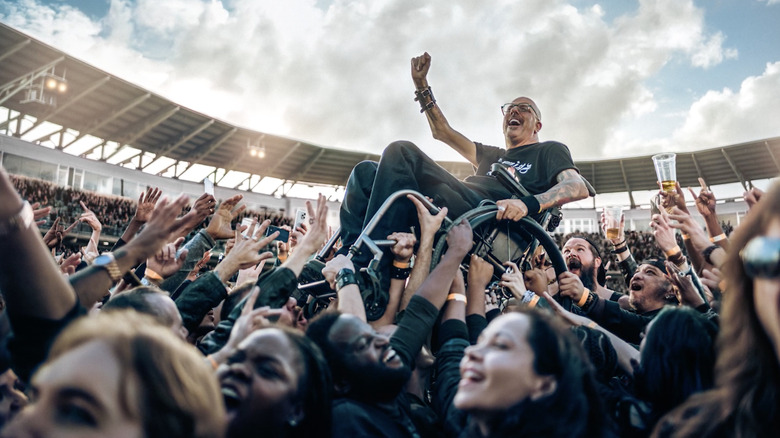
[655, 182, 780, 437]
[434, 308, 611, 438]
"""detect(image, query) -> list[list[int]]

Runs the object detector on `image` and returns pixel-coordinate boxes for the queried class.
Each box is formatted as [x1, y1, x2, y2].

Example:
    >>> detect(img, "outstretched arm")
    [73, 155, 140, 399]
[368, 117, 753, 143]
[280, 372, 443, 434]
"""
[411, 52, 478, 165]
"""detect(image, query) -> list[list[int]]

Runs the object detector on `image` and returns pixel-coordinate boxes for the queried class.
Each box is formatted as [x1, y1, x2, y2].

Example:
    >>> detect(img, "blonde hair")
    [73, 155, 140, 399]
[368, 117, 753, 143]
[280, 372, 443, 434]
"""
[49, 311, 225, 438]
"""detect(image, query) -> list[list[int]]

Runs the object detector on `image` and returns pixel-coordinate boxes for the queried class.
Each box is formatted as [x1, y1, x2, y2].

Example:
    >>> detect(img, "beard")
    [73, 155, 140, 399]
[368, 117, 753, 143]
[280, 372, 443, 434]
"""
[567, 257, 596, 290]
[346, 362, 412, 403]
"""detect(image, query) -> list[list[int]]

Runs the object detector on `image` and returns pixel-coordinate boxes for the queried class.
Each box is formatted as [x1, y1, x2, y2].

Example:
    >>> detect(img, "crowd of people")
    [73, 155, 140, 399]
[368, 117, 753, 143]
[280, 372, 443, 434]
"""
[0, 50, 777, 438]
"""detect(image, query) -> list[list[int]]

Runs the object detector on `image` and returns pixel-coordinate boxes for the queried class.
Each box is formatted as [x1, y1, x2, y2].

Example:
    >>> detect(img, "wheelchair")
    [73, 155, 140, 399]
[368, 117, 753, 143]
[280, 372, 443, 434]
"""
[298, 163, 595, 321]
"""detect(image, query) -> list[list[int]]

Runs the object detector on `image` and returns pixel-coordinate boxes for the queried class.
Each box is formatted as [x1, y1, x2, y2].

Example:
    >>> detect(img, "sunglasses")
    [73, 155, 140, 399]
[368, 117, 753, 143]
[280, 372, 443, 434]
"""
[740, 236, 780, 278]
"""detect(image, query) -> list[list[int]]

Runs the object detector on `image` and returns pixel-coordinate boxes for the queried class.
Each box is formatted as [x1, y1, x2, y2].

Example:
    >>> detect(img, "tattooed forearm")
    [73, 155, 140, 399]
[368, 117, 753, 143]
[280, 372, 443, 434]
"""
[535, 169, 589, 210]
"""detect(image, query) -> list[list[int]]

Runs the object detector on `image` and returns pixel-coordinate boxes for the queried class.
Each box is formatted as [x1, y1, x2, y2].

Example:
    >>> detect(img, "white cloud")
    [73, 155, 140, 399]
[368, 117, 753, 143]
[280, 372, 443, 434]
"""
[672, 61, 780, 149]
[0, 0, 755, 164]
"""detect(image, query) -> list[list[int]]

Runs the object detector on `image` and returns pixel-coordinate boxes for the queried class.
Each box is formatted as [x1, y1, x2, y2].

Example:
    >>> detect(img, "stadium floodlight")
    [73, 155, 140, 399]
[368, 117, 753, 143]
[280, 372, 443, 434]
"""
[246, 139, 266, 159]
[20, 68, 68, 107]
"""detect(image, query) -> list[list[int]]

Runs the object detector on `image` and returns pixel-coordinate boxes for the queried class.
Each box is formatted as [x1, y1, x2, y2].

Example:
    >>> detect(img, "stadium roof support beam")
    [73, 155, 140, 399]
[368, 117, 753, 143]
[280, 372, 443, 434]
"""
[61, 93, 151, 149]
[32, 126, 65, 144]
[288, 148, 325, 183]
[267, 142, 301, 174]
[0, 56, 65, 107]
[765, 140, 780, 174]
[691, 153, 705, 183]
[141, 119, 215, 170]
[720, 148, 747, 191]
[0, 112, 21, 132]
[102, 105, 181, 162]
[79, 140, 108, 158]
[175, 127, 237, 178]
[0, 39, 30, 63]
[249, 176, 264, 191]
[619, 160, 636, 208]
[19, 76, 111, 137]
[156, 160, 179, 177]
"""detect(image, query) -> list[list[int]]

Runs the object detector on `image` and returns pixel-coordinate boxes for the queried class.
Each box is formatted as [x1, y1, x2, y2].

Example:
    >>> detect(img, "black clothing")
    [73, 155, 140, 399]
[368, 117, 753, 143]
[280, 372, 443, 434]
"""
[339, 140, 578, 257]
[331, 295, 440, 437]
[584, 295, 660, 345]
[197, 267, 297, 355]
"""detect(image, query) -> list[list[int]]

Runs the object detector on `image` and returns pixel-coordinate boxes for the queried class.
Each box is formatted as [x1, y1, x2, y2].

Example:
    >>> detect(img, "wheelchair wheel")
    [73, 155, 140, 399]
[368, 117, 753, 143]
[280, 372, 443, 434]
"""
[430, 204, 571, 310]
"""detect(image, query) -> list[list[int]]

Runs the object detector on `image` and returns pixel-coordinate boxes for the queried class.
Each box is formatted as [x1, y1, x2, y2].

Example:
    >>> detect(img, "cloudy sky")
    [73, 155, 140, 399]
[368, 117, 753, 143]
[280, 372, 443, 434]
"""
[1, 0, 779, 166]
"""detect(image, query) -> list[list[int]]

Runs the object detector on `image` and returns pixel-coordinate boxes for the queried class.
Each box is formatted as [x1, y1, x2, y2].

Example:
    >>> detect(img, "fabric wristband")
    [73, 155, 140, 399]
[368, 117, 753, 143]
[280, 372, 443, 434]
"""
[710, 233, 727, 243]
[664, 246, 682, 258]
[519, 196, 541, 215]
[577, 288, 590, 307]
[392, 259, 411, 269]
[447, 293, 467, 304]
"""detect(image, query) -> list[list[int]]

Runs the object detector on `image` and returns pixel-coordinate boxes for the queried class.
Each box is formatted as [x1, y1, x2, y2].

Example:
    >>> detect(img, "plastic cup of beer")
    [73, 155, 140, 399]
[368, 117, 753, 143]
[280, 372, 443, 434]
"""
[652, 153, 677, 194]
[604, 206, 623, 240]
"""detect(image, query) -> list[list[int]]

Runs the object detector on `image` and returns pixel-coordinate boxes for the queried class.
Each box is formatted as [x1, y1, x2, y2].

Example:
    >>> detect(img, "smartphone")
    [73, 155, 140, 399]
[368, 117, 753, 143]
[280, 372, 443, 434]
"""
[293, 208, 307, 231]
[203, 178, 214, 196]
[265, 225, 290, 242]
[240, 217, 253, 238]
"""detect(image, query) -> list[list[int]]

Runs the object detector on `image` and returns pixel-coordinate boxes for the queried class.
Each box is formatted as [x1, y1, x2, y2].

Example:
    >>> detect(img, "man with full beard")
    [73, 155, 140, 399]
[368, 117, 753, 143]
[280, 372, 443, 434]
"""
[306, 220, 474, 437]
[559, 236, 622, 303]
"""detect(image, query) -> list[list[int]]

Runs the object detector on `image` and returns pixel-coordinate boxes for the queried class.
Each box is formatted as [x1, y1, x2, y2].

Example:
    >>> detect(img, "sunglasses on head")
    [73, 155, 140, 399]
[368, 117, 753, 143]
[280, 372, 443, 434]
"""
[740, 236, 780, 278]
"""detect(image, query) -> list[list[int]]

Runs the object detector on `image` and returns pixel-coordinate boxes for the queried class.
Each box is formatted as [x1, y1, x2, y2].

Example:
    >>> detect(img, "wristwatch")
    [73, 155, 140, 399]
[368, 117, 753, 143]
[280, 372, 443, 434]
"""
[335, 268, 358, 290]
[0, 202, 33, 236]
[93, 253, 123, 282]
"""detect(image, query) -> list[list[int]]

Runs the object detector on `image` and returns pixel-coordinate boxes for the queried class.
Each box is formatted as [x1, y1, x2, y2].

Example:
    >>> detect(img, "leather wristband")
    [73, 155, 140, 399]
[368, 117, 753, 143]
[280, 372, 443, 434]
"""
[390, 266, 411, 280]
[611, 245, 629, 255]
[702, 245, 721, 265]
[335, 268, 358, 290]
[519, 196, 541, 215]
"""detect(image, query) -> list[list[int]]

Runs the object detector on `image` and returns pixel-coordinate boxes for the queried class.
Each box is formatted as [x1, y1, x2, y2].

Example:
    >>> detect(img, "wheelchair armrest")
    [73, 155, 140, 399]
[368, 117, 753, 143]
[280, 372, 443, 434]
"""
[489, 163, 531, 198]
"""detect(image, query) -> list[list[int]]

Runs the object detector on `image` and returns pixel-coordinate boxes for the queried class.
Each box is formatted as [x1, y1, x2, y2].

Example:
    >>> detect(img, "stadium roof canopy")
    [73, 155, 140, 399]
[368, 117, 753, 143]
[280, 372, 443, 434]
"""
[1, 23, 778, 204]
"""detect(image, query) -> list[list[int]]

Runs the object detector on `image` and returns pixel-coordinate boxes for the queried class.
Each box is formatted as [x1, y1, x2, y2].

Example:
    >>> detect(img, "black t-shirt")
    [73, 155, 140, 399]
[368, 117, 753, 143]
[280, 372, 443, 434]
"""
[464, 141, 578, 198]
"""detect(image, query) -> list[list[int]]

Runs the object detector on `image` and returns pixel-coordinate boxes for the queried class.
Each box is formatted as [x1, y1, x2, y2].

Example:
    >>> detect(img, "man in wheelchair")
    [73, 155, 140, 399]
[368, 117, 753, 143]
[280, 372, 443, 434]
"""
[333, 53, 590, 318]
[341, 52, 588, 254]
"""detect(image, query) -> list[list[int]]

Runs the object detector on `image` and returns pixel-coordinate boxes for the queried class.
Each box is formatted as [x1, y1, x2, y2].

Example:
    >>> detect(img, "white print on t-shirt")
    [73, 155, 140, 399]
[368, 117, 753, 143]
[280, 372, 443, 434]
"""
[498, 158, 532, 174]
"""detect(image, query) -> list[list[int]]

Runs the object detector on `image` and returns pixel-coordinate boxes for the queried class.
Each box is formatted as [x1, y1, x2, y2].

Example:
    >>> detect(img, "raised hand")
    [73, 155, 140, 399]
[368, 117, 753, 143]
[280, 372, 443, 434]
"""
[125, 194, 191, 265]
[467, 254, 494, 293]
[499, 261, 527, 300]
[179, 192, 215, 233]
[445, 219, 473, 255]
[220, 221, 277, 272]
[744, 187, 764, 210]
[295, 194, 329, 255]
[206, 194, 245, 240]
[411, 52, 432, 87]
[147, 237, 189, 279]
[30, 202, 52, 226]
[133, 187, 162, 224]
[659, 181, 688, 214]
[186, 250, 212, 282]
[58, 252, 82, 276]
[407, 194, 447, 241]
[649, 209, 678, 253]
[688, 178, 716, 218]
[79, 201, 102, 232]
